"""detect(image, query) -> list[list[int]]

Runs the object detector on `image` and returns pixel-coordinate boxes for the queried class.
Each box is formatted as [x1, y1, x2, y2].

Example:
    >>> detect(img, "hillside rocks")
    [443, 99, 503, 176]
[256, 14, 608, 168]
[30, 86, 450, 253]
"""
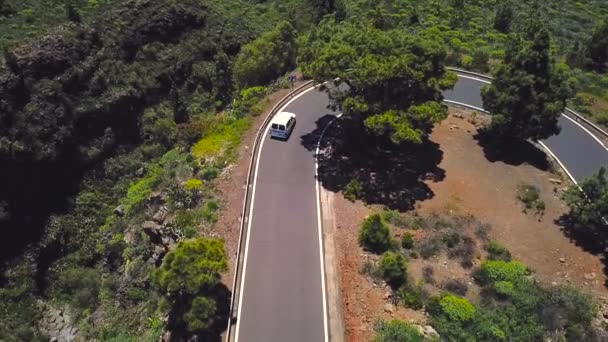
[40, 307, 81, 342]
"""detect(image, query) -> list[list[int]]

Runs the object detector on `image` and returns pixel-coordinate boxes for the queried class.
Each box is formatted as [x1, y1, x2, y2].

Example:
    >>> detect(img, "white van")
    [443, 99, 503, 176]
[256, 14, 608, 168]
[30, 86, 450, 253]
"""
[269, 111, 296, 139]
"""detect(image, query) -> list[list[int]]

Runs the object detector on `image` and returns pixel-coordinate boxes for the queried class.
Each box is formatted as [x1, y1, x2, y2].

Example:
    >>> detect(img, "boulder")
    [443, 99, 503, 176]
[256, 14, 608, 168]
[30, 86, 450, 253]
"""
[383, 303, 395, 313]
[153, 206, 169, 224]
[423, 325, 439, 338]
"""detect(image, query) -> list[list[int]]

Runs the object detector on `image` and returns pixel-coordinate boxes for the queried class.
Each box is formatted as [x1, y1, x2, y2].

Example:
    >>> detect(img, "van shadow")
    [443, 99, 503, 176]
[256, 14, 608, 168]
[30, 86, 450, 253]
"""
[474, 130, 550, 171]
[301, 116, 445, 211]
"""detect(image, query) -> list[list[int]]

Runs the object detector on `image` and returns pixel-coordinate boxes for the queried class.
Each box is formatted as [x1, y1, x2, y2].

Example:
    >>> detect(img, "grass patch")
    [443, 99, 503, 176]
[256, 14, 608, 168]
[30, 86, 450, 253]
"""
[516, 183, 545, 217]
[191, 116, 252, 161]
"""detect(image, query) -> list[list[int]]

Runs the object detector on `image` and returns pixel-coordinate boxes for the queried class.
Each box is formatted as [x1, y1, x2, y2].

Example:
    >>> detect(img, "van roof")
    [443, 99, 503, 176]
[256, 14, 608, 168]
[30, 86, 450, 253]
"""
[271, 111, 295, 125]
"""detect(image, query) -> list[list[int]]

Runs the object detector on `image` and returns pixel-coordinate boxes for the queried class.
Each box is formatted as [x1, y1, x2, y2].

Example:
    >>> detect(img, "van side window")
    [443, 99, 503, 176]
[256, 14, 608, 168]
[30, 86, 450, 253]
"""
[287, 118, 293, 127]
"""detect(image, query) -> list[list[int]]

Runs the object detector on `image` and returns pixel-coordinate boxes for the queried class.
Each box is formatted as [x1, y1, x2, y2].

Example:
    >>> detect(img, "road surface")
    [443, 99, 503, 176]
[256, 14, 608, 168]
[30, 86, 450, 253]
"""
[234, 73, 608, 342]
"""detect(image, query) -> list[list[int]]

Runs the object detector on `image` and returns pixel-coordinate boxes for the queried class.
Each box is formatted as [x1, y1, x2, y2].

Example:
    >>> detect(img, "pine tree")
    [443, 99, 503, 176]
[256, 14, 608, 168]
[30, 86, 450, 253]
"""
[494, 2, 514, 33]
[587, 18, 608, 71]
[481, 22, 573, 141]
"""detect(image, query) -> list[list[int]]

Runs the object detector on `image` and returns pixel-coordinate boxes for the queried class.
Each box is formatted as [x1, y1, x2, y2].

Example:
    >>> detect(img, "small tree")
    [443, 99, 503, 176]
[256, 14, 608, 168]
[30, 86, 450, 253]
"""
[401, 233, 414, 249]
[481, 22, 573, 141]
[359, 214, 393, 253]
[439, 294, 476, 322]
[152, 238, 227, 333]
[563, 167, 608, 237]
[234, 21, 297, 89]
[493, 2, 513, 33]
[379, 251, 408, 288]
[66, 4, 81, 23]
[587, 18, 608, 71]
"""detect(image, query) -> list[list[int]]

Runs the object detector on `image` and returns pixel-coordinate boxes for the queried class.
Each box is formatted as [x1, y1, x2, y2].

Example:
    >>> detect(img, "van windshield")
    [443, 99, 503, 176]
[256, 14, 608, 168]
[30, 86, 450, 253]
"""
[278, 125, 286, 131]
[271, 123, 278, 129]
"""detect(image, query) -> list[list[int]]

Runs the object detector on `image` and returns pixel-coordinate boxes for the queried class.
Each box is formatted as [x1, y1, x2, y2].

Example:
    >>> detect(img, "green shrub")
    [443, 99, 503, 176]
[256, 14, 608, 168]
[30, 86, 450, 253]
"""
[397, 283, 425, 310]
[344, 178, 363, 202]
[487, 240, 512, 261]
[476, 260, 527, 284]
[200, 199, 220, 223]
[358, 214, 394, 253]
[198, 165, 219, 180]
[379, 252, 408, 288]
[493, 280, 514, 297]
[184, 178, 203, 191]
[373, 320, 425, 342]
[401, 233, 414, 249]
[439, 294, 476, 322]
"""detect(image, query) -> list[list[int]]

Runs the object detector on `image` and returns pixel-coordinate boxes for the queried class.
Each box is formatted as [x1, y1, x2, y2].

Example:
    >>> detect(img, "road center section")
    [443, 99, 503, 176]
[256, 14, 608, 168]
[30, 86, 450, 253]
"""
[236, 86, 337, 342]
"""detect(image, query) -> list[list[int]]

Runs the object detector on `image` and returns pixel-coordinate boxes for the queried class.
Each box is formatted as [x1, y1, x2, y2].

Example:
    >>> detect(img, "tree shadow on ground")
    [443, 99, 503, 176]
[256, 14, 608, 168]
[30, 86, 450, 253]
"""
[555, 214, 608, 287]
[474, 131, 550, 171]
[167, 283, 231, 342]
[301, 117, 445, 211]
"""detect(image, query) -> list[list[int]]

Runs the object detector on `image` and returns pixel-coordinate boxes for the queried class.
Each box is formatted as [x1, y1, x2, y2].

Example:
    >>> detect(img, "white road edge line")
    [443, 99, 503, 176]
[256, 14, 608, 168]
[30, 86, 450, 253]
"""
[234, 84, 320, 342]
[456, 74, 492, 84]
[537, 140, 579, 186]
[561, 113, 608, 152]
[315, 112, 343, 342]
[443, 100, 489, 113]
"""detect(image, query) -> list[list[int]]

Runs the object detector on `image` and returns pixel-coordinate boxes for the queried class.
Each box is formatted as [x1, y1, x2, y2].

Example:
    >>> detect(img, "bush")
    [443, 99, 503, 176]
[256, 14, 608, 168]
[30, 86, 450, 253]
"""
[184, 178, 202, 191]
[401, 233, 414, 249]
[360, 260, 382, 281]
[397, 283, 426, 310]
[442, 231, 461, 248]
[379, 252, 408, 288]
[200, 199, 219, 223]
[476, 260, 527, 284]
[344, 178, 363, 202]
[517, 184, 545, 216]
[448, 236, 476, 268]
[422, 266, 435, 285]
[198, 165, 219, 180]
[373, 320, 425, 342]
[439, 294, 476, 322]
[493, 281, 514, 297]
[358, 214, 394, 253]
[444, 279, 468, 296]
[486, 241, 512, 261]
[419, 238, 443, 259]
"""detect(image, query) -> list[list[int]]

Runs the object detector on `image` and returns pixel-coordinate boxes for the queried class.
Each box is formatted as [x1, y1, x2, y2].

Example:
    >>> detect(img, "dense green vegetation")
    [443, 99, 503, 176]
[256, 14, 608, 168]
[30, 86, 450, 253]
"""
[367, 213, 602, 342]
[299, 19, 456, 144]
[3, 0, 608, 340]
[0, 0, 325, 340]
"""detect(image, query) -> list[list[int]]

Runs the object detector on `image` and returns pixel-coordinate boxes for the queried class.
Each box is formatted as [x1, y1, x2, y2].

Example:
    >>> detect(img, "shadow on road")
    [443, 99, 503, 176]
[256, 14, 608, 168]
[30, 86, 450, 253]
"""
[474, 131, 550, 171]
[555, 214, 608, 287]
[301, 117, 444, 211]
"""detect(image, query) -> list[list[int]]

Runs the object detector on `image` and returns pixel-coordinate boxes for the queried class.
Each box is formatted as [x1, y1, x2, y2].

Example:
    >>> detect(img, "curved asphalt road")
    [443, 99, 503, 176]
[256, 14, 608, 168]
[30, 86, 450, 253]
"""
[235, 74, 608, 342]
[444, 74, 608, 182]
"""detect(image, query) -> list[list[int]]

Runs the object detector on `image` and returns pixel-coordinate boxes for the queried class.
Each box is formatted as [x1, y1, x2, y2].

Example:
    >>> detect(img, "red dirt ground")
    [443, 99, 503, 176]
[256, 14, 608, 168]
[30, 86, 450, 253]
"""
[333, 107, 608, 341]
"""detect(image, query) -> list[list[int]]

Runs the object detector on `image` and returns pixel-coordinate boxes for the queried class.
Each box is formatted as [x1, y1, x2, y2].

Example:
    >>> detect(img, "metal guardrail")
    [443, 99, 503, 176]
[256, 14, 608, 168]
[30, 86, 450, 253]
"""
[225, 80, 315, 342]
[446, 67, 608, 141]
